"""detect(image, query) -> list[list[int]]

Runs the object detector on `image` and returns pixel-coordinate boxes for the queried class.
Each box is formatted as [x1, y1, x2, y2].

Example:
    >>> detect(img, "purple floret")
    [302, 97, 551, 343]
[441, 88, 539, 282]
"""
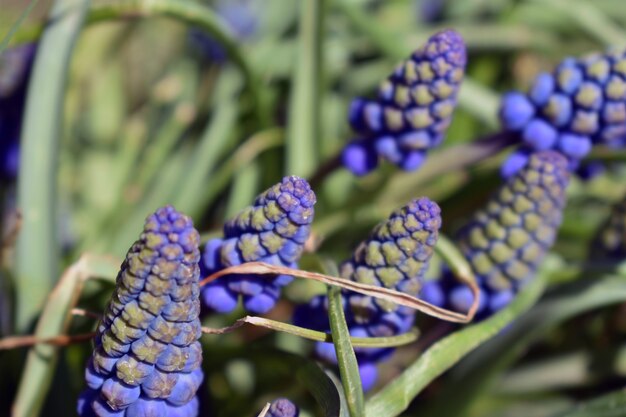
[342, 29, 467, 175]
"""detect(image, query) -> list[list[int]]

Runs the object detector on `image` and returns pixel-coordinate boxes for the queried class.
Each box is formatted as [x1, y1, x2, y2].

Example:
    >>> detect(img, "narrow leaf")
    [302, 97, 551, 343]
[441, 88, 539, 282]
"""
[200, 261, 480, 323]
[364, 269, 548, 417]
[328, 285, 365, 417]
[551, 389, 626, 417]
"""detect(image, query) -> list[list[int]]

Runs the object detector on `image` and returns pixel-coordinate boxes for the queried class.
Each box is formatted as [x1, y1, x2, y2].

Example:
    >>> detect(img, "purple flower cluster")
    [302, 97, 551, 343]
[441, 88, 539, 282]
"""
[342, 29, 466, 175]
[201, 176, 316, 314]
[421, 151, 570, 318]
[264, 398, 299, 417]
[0, 44, 36, 180]
[78, 206, 203, 417]
[500, 48, 626, 178]
[295, 198, 441, 390]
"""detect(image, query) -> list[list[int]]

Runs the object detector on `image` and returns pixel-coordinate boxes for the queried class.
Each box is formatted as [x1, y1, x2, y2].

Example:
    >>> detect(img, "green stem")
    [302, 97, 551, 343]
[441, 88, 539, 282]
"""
[15, 0, 91, 332]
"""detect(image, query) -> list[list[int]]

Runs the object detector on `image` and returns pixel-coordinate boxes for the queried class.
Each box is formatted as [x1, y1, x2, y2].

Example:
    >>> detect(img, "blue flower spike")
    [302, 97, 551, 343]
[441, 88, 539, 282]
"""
[500, 48, 626, 177]
[423, 151, 570, 318]
[265, 398, 299, 417]
[342, 29, 467, 175]
[78, 206, 203, 417]
[296, 197, 441, 389]
[201, 176, 316, 314]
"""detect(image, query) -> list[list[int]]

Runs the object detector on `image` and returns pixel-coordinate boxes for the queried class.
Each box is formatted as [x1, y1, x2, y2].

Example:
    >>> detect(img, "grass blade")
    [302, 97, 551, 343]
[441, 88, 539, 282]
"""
[364, 267, 548, 417]
[15, 0, 91, 332]
[420, 266, 626, 417]
[285, 0, 324, 177]
[328, 284, 365, 417]
[0, 0, 40, 53]
[12, 254, 117, 417]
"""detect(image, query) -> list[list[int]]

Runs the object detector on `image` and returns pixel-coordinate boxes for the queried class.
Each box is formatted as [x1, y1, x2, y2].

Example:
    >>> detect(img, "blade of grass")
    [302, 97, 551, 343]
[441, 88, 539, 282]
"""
[0, 0, 40, 53]
[539, 0, 626, 46]
[15, 0, 91, 332]
[420, 269, 626, 417]
[328, 283, 365, 417]
[286, 0, 324, 177]
[12, 254, 118, 417]
[364, 267, 548, 417]
[202, 315, 418, 348]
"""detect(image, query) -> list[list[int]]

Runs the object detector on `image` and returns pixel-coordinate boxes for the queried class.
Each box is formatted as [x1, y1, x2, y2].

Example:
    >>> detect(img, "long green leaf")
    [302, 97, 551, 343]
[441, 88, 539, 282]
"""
[328, 286, 365, 417]
[12, 255, 118, 417]
[15, 0, 91, 332]
[421, 270, 626, 417]
[364, 267, 548, 417]
[285, 0, 324, 177]
[172, 70, 241, 217]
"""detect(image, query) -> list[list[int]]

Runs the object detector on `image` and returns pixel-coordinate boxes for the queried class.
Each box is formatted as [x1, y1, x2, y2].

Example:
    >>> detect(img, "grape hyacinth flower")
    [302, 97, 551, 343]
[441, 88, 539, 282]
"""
[500, 47, 626, 177]
[78, 206, 203, 417]
[342, 29, 466, 175]
[189, 0, 259, 63]
[0, 43, 36, 180]
[201, 176, 316, 314]
[263, 398, 299, 417]
[296, 198, 441, 390]
[421, 151, 570, 318]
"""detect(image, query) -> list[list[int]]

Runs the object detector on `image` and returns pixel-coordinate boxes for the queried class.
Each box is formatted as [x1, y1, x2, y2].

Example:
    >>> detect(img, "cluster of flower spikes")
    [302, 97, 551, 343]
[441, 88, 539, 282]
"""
[261, 398, 299, 417]
[342, 29, 467, 176]
[78, 206, 204, 417]
[295, 197, 441, 390]
[420, 151, 570, 318]
[189, 0, 258, 63]
[499, 46, 626, 179]
[201, 176, 316, 314]
[0, 43, 36, 180]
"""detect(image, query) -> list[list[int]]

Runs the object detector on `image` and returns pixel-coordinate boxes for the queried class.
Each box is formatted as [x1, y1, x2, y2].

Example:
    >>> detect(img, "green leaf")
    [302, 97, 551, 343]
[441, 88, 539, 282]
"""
[15, 0, 92, 332]
[364, 266, 548, 417]
[328, 284, 365, 417]
[550, 389, 626, 417]
[172, 70, 241, 218]
[286, 0, 325, 177]
[421, 267, 626, 417]
[12, 255, 118, 417]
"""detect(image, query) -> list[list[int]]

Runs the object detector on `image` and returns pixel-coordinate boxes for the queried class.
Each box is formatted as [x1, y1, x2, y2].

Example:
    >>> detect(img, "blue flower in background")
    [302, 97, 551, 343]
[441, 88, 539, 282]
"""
[295, 197, 441, 390]
[189, 0, 259, 63]
[201, 176, 316, 315]
[421, 151, 570, 318]
[78, 206, 203, 417]
[0, 44, 36, 181]
[342, 29, 466, 175]
[500, 48, 626, 178]
[265, 398, 299, 417]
